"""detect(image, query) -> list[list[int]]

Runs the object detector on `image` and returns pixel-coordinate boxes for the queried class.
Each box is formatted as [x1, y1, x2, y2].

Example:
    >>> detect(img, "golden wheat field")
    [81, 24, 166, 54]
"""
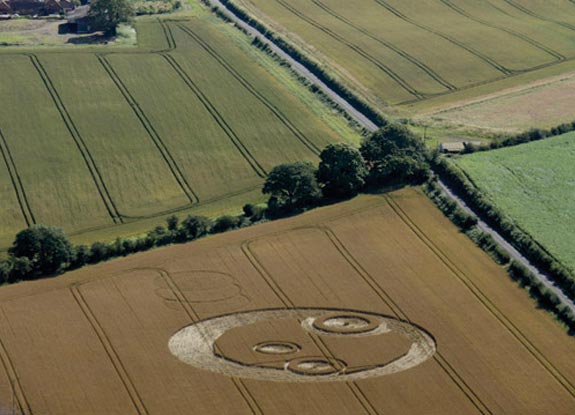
[0, 188, 574, 414]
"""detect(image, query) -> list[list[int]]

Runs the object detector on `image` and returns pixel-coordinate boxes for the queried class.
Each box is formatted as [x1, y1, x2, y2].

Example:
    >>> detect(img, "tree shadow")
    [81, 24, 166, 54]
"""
[66, 33, 112, 44]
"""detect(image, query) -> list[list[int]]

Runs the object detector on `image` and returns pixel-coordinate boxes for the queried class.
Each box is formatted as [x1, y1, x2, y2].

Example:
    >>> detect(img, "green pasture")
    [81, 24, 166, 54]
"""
[0, 5, 360, 248]
[236, 0, 575, 111]
[455, 132, 575, 272]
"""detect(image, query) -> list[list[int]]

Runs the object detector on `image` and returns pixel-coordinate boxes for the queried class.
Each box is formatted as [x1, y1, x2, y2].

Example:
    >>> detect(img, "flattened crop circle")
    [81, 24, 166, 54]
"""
[286, 357, 345, 376]
[313, 313, 380, 334]
[169, 308, 436, 382]
[254, 341, 300, 355]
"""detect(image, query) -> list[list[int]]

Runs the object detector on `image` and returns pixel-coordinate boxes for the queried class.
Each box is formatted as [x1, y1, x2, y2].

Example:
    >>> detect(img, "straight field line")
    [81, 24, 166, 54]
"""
[270, 0, 425, 99]
[212, 0, 575, 108]
[500, 0, 575, 32]
[0, 308, 32, 415]
[161, 53, 267, 178]
[158, 18, 176, 51]
[176, 23, 322, 155]
[384, 195, 575, 400]
[157, 268, 264, 415]
[311, 0, 456, 91]
[319, 225, 492, 415]
[71, 285, 148, 414]
[97, 54, 200, 204]
[0, 128, 35, 227]
[371, 0, 512, 75]
[28, 54, 123, 224]
[438, 0, 564, 61]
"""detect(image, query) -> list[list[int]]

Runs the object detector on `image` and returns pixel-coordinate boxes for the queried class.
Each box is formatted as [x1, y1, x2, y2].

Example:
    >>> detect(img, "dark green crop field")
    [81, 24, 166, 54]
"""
[0, 5, 360, 248]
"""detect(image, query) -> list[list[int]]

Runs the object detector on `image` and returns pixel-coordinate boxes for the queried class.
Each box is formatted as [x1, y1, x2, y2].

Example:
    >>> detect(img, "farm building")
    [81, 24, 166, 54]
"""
[62, 4, 90, 33]
[439, 141, 482, 154]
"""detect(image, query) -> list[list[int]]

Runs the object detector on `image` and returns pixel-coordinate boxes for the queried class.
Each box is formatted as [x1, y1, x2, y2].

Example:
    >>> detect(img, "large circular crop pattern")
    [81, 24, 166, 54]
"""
[169, 308, 436, 382]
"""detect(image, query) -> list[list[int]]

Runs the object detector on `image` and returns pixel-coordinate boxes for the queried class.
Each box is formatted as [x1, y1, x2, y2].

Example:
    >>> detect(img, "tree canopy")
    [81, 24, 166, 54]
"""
[360, 124, 429, 185]
[89, 0, 133, 35]
[317, 143, 368, 199]
[9, 225, 73, 275]
[263, 161, 321, 215]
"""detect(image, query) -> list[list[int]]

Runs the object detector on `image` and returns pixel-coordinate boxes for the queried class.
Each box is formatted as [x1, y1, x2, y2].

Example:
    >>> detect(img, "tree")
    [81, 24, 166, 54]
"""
[243, 203, 265, 222]
[9, 225, 73, 275]
[70, 245, 90, 269]
[10, 257, 33, 282]
[0, 260, 12, 284]
[262, 161, 321, 214]
[212, 215, 241, 233]
[317, 143, 368, 199]
[360, 124, 429, 186]
[147, 225, 173, 246]
[180, 215, 212, 241]
[89, 241, 109, 264]
[166, 215, 179, 231]
[89, 0, 133, 35]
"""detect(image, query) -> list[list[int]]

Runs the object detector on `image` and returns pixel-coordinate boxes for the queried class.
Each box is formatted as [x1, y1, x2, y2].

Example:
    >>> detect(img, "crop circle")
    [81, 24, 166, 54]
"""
[254, 341, 300, 355]
[286, 357, 345, 376]
[169, 308, 436, 382]
[312, 313, 380, 334]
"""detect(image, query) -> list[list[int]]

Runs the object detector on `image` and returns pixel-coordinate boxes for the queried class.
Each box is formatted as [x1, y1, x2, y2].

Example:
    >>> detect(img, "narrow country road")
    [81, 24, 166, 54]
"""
[206, 0, 575, 314]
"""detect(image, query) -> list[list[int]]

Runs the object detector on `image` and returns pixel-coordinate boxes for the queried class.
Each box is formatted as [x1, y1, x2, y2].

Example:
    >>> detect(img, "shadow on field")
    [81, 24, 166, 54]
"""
[67, 33, 112, 45]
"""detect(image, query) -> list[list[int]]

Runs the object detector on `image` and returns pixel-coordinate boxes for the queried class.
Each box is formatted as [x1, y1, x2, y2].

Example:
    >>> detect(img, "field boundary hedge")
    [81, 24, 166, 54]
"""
[431, 157, 575, 301]
[213, 0, 388, 127]
[463, 122, 575, 154]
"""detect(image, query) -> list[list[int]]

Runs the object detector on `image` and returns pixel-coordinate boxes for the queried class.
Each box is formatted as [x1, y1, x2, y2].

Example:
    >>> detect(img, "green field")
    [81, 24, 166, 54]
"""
[233, 0, 575, 117]
[454, 132, 575, 272]
[0, 5, 360, 248]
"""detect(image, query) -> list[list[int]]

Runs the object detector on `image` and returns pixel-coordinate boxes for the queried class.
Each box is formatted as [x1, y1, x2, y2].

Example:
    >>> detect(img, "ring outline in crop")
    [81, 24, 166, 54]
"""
[169, 307, 436, 382]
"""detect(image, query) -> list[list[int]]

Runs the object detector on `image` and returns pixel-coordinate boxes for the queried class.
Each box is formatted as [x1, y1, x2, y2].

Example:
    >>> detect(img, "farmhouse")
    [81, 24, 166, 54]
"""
[0, 0, 74, 15]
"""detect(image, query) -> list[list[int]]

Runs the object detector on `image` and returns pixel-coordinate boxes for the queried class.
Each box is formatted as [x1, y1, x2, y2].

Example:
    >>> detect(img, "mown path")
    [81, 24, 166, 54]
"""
[207, 0, 575, 315]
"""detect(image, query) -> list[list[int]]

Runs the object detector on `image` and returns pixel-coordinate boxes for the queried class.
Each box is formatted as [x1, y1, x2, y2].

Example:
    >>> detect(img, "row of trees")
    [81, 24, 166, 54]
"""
[0, 124, 428, 284]
[461, 121, 575, 154]
[0, 205, 266, 283]
[263, 124, 429, 215]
